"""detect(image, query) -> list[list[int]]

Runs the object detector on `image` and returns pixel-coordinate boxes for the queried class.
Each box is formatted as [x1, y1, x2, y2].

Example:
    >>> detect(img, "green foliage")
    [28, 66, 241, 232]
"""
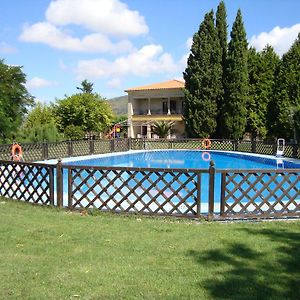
[54, 92, 113, 138]
[151, 121, 174, 138]
[214, 1, 227, 138]
[64, 124, 85, 140]
[76, 79, 94, 94]
[183, 10, 222, 138]
[247, 46, 280, 139]
[17, 102, 62, 142]
[268, 33, 300, 140]
[222, 9, 248, 139]
[0, 60, 34, 142]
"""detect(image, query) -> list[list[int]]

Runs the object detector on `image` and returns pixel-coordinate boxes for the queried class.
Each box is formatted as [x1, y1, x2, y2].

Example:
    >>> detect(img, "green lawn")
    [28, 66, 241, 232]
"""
[0, 199, 300, 299]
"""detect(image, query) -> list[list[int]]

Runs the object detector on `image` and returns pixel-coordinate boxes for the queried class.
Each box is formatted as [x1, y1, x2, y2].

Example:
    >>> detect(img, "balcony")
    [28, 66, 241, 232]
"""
[132, 114, 183, 122]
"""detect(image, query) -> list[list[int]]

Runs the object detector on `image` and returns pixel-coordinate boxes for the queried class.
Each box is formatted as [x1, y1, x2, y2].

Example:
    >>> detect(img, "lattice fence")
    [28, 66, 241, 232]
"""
[255, 142, 275, 155]
[220, 169, 300, 219]
[66, 166, 203, 217]
[71, 140, 90, 157]
[0, 144, 11, 160]
[113, 139, 130, 152]
[0, 161, 54, 205]
[94, 140, 111, 154]
[47, 141, 69, 159]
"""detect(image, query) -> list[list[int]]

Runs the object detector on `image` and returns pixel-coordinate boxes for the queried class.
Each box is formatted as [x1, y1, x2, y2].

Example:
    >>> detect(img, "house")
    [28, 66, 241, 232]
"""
[125, 79, 185, 138]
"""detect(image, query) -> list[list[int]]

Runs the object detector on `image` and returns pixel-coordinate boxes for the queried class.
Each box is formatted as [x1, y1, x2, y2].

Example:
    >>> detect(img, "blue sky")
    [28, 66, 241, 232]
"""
[0, 0, 299, 102]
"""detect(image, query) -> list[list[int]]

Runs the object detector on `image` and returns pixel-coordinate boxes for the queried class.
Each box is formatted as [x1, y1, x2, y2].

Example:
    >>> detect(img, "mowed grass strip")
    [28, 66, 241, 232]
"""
[0, 199, 300, 300]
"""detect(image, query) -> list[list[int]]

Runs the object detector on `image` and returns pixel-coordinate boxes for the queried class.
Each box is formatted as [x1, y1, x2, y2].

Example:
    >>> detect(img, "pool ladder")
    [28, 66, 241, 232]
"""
[276, 138, 285, 169]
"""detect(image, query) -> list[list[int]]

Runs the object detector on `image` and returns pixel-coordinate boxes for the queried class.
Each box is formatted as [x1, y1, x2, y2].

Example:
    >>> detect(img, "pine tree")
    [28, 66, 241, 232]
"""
[214, 1, 227, 138]
[247, 46, 280, 139]
[268, 33, 300, 140]
[183, 10, 222, 138]
[222, 9, 248, 139]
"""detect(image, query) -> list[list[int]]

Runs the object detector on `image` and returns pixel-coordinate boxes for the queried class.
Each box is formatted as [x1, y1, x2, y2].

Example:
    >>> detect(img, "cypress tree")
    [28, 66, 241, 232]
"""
[214, 1, 227, 138]
[247, 46, 280, 139]
[222, 9, 248, 139]
[268, 33, 300, 140]
[183, 10, 222, 138]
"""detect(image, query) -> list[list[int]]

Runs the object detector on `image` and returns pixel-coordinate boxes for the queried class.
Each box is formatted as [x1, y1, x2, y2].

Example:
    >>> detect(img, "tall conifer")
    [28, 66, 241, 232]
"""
[215, 1, 227, 138]
[247, 46, 279, 139]
[268, 33, 300, 140]
[222, 9, 248, 139]
[183, 11, 222, 138]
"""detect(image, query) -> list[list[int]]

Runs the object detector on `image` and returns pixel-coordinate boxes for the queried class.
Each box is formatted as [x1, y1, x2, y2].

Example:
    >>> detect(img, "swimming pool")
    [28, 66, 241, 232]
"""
[59, 150, 300, 215]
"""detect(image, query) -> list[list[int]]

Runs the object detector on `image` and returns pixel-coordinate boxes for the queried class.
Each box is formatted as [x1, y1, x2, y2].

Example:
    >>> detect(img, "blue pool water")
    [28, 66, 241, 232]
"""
[62, 150, 300, 213]
[65, 150, 300, 169]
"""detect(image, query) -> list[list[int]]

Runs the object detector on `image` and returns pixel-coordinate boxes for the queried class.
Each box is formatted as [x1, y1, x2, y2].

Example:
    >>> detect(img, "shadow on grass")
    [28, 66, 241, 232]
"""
[187, 227, 300, 299]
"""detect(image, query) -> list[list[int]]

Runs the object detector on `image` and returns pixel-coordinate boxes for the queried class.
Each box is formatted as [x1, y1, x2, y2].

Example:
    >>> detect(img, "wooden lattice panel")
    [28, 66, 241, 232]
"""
[220, 170, 300, 218]
[21, 143, 44, 161]
[171, 139, 200, 149]
[210, 140, 234, 151]
[0, 161, 54, 205]
[72, 140, 90, 156]
[0, 144, 11, 160]
[94, 140, 111, 154]
[130, 139, 144, 150]
[237, 141, 252, 153]
[144, 140, 170, 150]
[67, 166, 201, 217]
[47, 141, 69, 159]
[255, 142, 274, 155]
[113, 139, 130, 152]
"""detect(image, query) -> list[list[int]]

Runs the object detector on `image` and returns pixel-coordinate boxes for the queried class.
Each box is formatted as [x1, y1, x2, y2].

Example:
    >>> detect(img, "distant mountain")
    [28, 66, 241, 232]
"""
[106, 95, 128, 116]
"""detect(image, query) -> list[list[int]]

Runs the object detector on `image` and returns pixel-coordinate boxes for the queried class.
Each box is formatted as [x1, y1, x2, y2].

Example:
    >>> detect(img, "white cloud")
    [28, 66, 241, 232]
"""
[186, 37, 193, 49]
[20, 22, 133, 53]
[249, 23, 300, 56]
[19, 0, 147, 53]
[0, 42, 17, 54]
[74, 44, 179, 79]
[107, 78, 122, 88]
[46, 0, 148, 37]
[26, 77, 58, 89]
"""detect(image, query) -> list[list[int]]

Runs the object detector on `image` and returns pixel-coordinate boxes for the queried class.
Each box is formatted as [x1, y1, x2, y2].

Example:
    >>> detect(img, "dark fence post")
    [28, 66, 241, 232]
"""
[89, 139, 94, 155]
[208, 160, 215, 220]
[68, 140, 73, 157]
[272, 141, 277, 156]
[128, 138, 132, 151]
[56, 159, 63, 208]
[251, 140, 257, 154]
[234, 140, 238, 151]
[292, 143, 298, 158]
[110, 139, 115, 152]
[42, 141, 48, 160]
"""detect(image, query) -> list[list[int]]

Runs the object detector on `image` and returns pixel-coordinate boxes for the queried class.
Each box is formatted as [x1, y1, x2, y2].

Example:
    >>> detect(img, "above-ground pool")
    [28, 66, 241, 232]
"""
[63, 150, 300, 170]
[57, 150, 300, 214]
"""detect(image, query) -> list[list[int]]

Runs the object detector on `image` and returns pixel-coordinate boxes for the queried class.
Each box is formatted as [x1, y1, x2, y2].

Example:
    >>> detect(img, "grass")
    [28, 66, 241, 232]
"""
[0, 199, 300, 299]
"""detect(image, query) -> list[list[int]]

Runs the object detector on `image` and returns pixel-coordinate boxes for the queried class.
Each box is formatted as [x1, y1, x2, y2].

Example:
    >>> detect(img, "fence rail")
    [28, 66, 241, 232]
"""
[0, 138, 300, 220]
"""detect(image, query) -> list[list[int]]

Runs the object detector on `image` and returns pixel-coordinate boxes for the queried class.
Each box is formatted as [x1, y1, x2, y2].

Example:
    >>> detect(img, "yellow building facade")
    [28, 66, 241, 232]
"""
[125, 79, 185, 138]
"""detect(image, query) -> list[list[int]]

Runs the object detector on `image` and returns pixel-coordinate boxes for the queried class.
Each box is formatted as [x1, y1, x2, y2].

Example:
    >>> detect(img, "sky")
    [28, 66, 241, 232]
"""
[0, 0, 299, 103]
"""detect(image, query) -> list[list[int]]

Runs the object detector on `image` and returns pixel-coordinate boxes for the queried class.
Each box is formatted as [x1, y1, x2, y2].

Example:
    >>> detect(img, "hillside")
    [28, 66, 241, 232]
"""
[106, 95, 128, 116]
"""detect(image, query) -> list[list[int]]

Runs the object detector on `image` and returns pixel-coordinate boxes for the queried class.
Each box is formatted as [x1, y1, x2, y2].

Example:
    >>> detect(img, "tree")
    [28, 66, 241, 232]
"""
[151, 121, 174, 138]
[183, 10, 222, 138]
[17, 102, 62, 142]
[222, 9, 248, 139]
[76, 79, 94, 94]
[247, 46, 280, 139]
[54, 92, 113, 138]
[0, 60, 34, 142]
[268, 33, 300, 140]
[214, 1, 227, 138]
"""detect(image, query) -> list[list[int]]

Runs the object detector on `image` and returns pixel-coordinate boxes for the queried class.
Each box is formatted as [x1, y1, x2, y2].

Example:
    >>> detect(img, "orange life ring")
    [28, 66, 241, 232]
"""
[11, 143, 23, 162]
[202, 151, 211, 161]
[201, 138, 211, 149]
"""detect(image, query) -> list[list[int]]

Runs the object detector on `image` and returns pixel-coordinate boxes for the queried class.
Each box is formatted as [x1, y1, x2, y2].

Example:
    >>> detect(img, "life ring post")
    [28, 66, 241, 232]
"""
[11, 143, 23, 162]
[201, 138, 211, 149]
